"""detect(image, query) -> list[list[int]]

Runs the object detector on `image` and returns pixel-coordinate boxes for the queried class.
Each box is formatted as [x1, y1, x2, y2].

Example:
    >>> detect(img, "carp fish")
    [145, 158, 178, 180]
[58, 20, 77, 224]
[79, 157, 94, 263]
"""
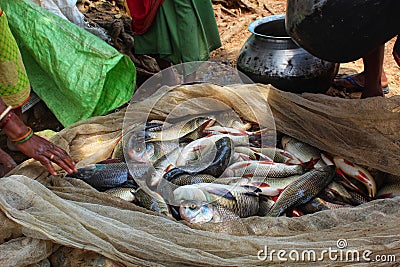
[67, 162, 138, 191]
[266, 165, 336, 217]
[179, 200, 240, 223]
[174, 183, 260, 218]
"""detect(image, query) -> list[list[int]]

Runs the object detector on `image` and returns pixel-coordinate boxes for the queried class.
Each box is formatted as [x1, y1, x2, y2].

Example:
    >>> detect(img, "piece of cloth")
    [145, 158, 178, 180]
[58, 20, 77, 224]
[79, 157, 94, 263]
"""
[126, 0, 165, 35]
[286, 0, 400, 62]
[132, 0, 221, 65]
[0, 9, 30, 108]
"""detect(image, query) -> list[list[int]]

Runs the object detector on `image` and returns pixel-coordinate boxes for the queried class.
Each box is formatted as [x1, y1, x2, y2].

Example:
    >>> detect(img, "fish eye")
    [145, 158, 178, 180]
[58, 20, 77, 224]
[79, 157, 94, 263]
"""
[189, 203, 197, 210]
[135, 147, 142, 152]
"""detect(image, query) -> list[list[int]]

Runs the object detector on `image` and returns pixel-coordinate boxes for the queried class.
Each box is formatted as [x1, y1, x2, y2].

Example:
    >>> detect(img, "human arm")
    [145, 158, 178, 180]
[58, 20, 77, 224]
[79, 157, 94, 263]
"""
[0, 98, 77, 175]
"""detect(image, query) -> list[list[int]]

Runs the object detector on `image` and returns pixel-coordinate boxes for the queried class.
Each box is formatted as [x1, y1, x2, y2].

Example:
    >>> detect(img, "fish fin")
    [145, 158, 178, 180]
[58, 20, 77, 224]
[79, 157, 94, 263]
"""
[240, 185, 261, 193]
[243, 191, 259, 197]
[255, 152, 273, 161]
[119, 179, 139, 189]
[302, 158, 319, 170]
[290, 209, 304, 217]
[376, 193, 393, 199]
[239, 154, 252, 161]
[259, 159, 275, 164]
[165, 164, 174, 173]
[97, 158, 123, 164]
[206, 188, 236, 200]
[258, 187, 280, 197]
[242, 173, 254, 178]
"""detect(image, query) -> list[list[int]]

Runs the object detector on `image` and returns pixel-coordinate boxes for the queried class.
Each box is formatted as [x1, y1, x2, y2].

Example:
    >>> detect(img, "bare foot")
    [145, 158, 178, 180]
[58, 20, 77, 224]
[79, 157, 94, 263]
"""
[333, 71, 388, 89]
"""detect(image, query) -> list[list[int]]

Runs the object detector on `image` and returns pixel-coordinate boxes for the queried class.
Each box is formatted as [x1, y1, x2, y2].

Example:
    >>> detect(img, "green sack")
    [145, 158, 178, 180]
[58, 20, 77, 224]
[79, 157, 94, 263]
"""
[1, 0, 136, 126]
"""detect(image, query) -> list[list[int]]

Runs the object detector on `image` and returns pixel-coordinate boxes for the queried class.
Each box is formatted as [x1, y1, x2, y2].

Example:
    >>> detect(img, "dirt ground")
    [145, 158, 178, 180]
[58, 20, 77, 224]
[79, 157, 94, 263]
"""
[2, 0, 399, 165]
[211, 0, 400, 97]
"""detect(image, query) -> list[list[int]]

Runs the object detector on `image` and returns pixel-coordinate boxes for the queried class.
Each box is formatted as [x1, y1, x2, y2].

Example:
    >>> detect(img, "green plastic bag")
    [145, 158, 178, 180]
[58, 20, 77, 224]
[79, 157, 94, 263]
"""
[1, 0, 136, 126]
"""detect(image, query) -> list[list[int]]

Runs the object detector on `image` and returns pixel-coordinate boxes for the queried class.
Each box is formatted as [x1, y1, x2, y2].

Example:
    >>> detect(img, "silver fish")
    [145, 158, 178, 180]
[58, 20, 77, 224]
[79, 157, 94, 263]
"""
[146, 117, 212, 141]
[281, 136, 321, 164]
[333, 157, 377, 198]
[174, 183, 259, 218]
[169, 174, 217, 186]
[222, 160, 305, 178]
[104, 187, 136, 202]
[299, 197, 350, 214]
[133, 188, 171, 216]
[377, 182, 400, 198]
[179, 200, 239, 223]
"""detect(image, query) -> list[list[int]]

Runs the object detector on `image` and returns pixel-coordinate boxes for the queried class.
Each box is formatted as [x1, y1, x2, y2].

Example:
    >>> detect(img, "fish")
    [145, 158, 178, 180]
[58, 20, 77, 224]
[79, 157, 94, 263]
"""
[257, 196, 275, 216]
[214, 176, 301, 196]
[104, 187, 136, 202]
[169, 174, 217, 186]
[133, 188, 171, 216]
[164, 137, 233, 181]
[320, 181, 354, 205]
[204, 126, 249, 136]
[266, 165, 336, 217]
[249, 147, 301, 164]
[299, 197, 350, 214]
[179, 200, 240, 223]
[221, 160, 307, 178]
[333, 157, 377, 198]
[348, 191, 372, 205]
[145, 117, 213, 141]
[176, 136, 217, 167]
[147, 145, 183, 188]
[376, 182, 400, 198]
[67, 162, 131, 191]
[208, 112, 252, 131]
[111, 136, 124, 160]
[124, 127, 180, 164]
[234, 147, 274, 162]
[281, 136, 321, 163]
[174, 183, 260, 218]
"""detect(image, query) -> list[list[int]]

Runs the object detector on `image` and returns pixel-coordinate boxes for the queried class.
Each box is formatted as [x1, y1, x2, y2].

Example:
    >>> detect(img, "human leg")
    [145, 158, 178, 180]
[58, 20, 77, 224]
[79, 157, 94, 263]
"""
[361, 45, 385, 98]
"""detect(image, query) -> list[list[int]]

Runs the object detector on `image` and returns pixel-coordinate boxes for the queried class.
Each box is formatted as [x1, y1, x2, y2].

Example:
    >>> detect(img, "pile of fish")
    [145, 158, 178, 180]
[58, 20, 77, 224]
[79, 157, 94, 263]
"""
[67, 115, 395, 224]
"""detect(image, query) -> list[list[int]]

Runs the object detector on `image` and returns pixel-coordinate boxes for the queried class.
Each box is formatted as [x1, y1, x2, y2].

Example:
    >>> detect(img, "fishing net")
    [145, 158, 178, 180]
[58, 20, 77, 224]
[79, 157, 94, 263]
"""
[1, 83, 400, 266]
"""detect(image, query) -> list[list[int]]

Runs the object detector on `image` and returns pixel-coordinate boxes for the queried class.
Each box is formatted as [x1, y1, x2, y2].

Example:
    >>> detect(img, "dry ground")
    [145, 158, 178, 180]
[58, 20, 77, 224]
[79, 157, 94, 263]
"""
[211, 0, 400, 97]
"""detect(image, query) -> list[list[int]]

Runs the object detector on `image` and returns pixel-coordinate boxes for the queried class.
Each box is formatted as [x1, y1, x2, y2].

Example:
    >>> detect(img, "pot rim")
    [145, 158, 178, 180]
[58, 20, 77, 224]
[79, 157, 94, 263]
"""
[248, 14, 291, 40]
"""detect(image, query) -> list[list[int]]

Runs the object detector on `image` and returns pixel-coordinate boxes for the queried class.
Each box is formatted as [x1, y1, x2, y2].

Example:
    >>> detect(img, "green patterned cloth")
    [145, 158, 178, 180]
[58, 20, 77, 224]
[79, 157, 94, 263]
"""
[133, 0, 221, 65]
[0, 10, 30, 108]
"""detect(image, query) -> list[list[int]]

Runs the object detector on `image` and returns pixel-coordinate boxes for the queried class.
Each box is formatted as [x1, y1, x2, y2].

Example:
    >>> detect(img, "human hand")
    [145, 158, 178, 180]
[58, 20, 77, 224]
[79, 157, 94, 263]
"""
[15, 134, 77, 175]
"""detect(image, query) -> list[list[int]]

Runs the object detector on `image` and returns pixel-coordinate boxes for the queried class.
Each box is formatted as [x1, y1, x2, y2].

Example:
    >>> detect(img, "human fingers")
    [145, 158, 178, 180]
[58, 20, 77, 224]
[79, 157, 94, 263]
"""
[43, 150, 76, 174]
[35, 154, 57, 176]
[47, 146, 77, 173]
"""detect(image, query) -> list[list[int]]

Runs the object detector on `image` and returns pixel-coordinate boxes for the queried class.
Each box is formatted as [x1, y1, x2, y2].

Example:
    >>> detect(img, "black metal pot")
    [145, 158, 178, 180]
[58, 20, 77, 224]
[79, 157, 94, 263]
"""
[237, 15, 339, 94]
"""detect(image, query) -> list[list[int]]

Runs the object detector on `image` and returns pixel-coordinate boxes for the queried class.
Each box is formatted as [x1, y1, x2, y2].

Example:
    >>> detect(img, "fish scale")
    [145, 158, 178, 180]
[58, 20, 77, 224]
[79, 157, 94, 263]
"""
[170, 174, 217, 186]
[67, 162, 129, 190]
[222, 160, 305, 178]
[299, 197, 350, 214]
[266, 165, 336, 217]
[146, 117, 211, 141]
